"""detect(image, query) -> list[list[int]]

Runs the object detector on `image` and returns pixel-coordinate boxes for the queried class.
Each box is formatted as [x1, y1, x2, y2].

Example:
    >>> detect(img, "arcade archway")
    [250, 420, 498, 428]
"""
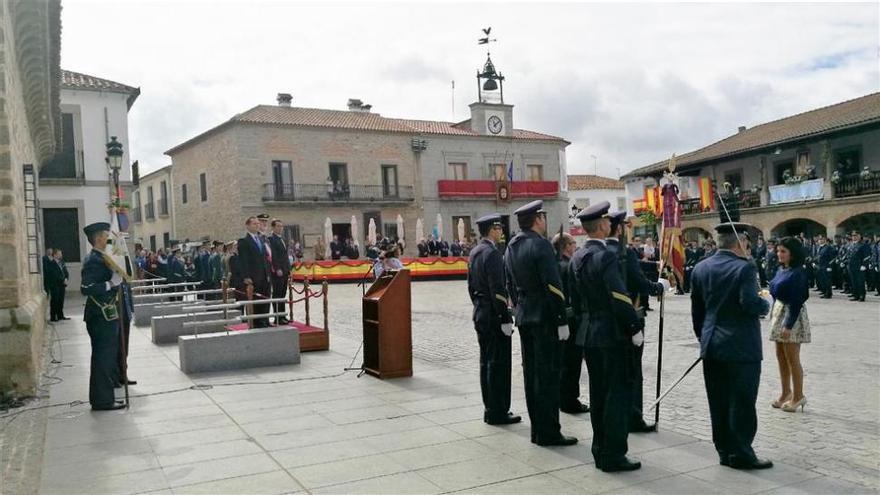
[770, 218, 826, 239]
[838, 212, 880, 236]
[682, 227, 712, 243]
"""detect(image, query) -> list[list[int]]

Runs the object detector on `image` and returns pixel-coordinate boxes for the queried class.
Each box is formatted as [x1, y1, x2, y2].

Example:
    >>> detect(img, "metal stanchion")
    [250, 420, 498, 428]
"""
[304, 278, 311, 327]
[322, 278, 329, 332]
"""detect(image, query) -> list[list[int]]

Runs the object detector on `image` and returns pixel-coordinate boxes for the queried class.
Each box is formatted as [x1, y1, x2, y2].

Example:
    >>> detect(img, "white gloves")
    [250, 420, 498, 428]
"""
[558, 324, 570, 341]
[826, 268, 832, 272]
[657, 278, 671, 293]
[632, 331, 644, 347]
[106, 271, 123, 290]
[500, 323, 514, 337]
[860, 266, 866, 272]
[759, 291, 774, 308]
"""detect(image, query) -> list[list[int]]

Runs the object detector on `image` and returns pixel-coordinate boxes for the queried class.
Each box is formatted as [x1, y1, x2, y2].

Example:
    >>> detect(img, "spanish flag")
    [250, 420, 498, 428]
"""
[698, 177, 715, 212]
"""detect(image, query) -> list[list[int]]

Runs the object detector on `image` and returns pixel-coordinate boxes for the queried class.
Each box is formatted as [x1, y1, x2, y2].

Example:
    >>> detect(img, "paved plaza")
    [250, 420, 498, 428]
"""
[2, 280, 878, 494]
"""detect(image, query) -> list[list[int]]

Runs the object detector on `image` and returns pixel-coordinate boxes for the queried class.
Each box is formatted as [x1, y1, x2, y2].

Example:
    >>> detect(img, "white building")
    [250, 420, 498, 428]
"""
[567, 174, 626, 218]
[132, 164, 176, 251]
[38, 70, 139, 289]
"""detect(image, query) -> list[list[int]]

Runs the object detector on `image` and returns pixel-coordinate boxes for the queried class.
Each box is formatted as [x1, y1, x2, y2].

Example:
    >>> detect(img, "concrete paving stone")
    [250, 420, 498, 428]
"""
[442, 417, 532, 438]
[418, 404, 486, 425]
[471, 430, 538, 454]
[40, 467, 170, 495]
[762, 476, 878, 494]
[384, 439, 494, 471]
[289, 452, 410, 489]
[321, 403, 413, 425]
[685, 462, 824, 494]
[170, 470, 304, 494]
[623, 472, 733, 494]
[147, 425, 249, 452]
[39, 451, 161, 483]
[310, 472, 442, 495]
[307, 394, 391, 414]
[154, 438, 264, 467]
[550, 463, 678, 494]
[363, 425, 466, 453]
[636, 439, 723, 473]
[231, 404, 318, 425]
[503, 443, 597, 471]
[43, 437, 154, 467]
[272, 437, 381, 469]
[239, 413, 335, 436]
[160, 452, 280, 488]
[456, 473, 588, 495]
[415, 453, 540, 492]
[626, 429, 703, 454]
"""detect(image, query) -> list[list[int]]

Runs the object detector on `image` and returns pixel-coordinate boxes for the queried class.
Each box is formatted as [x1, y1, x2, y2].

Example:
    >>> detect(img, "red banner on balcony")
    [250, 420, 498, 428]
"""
[438, 180, 558, 198]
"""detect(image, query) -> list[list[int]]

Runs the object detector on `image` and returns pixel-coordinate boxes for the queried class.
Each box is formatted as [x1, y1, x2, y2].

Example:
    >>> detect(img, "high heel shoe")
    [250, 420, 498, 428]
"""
[771, 396, 791, 409]
[782, 397, 807, 412]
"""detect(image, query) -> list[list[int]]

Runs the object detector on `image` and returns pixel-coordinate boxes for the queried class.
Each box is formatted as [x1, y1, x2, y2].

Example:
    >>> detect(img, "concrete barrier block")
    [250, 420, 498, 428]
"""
[150, 310, 240, 344]
[135, 301, 211, 327]
[178, 327, 301, 374]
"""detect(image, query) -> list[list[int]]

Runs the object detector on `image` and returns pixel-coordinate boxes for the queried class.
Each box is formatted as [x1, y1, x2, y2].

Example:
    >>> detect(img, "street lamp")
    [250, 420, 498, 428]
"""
[106, 136, 124, 171]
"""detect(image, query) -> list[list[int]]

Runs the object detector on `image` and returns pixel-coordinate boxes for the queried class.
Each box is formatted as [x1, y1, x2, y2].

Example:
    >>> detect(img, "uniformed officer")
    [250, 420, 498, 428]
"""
[815, 235, 834, 299]
[80, 222, 126, 411]
[504, 200, 577, 446]
[468, 213, 520, 425]
[691, 221, 772, 469]
[606, 211, 670, 433]
[568, 202, 644, 472]
[848, 231, 870, 302]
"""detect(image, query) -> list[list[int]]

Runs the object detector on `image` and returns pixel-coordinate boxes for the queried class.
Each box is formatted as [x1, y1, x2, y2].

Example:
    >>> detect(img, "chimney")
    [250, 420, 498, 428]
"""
[738, 125, 747, 133]
[347, 98, 371, 113]
[277, 93, 292, 107]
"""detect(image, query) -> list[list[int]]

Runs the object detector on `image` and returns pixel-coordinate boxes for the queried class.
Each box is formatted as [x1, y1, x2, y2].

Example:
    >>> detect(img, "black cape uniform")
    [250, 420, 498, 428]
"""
[80, 246, 121, 409]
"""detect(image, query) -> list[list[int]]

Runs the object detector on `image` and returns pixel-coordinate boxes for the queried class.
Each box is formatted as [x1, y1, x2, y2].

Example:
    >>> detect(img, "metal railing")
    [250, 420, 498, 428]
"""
[834, 171, 880, 198]
[263, 183, 414, 202]
[144, 202, 155, 220]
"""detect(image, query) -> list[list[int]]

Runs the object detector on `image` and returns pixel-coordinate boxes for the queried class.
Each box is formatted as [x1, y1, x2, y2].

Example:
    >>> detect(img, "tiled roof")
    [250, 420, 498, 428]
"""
[567, 174, 624, 190]
[623, 92, 880, 179]
[167, 105, 566, 154]
[61, 69, 140, 107]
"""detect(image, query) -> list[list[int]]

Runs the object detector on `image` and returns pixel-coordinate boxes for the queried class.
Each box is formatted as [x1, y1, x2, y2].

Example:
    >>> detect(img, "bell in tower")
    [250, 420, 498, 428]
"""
[476, 27, 504, 103]
[470, 27, 513, 137]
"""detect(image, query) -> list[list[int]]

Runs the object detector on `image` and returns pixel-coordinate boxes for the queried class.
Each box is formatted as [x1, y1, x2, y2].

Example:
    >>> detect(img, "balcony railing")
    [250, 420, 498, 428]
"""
[263, 183, 414, 202]
[158, 198, 169, 216]
[144, 202, 155, 220]
[833, 171, 880, 198]
[437, 180, 559, 198]
[679, 189, 761, 216]
[131, 206, 142, 223]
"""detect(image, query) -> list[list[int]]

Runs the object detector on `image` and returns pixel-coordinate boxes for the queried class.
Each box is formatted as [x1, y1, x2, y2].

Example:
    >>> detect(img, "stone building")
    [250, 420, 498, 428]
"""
[132, 164, 176, 252]
[565, 174, 626, 238]
[622, 92, 880, 241]
[0, 0, 61, 393]
[38, 69, 139, 289]
[165, 94, 568, 254]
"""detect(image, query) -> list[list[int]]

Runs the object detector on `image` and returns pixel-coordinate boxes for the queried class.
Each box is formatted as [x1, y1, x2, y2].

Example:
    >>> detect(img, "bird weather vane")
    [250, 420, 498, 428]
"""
[478, 27, 496, 52]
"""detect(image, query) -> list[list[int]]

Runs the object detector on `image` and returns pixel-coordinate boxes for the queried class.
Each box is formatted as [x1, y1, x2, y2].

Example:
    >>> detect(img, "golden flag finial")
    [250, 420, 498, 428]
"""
[667, 153, 677, 173]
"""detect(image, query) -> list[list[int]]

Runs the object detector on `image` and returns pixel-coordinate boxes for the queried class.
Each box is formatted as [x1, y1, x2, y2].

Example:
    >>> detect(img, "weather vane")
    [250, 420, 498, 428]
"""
[478, 27, 496, 53]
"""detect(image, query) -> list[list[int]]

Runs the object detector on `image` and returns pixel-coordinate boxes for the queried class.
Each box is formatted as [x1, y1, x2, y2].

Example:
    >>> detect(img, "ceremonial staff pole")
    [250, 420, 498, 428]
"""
[106, 137, 129, 408]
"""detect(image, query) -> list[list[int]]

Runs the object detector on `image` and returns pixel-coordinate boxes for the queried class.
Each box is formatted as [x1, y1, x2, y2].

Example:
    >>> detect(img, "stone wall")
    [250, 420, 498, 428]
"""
[0, 0, 61, 394]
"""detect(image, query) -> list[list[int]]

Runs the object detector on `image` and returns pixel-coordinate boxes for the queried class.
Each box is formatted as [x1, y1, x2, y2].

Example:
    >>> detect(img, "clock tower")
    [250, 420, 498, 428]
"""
[469, 33, 513, 137]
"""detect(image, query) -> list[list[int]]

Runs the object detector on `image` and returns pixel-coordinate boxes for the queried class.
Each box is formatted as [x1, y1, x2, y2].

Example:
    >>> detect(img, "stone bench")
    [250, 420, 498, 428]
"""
[135, 301, 208, 327]
[150, 310, 241, 344]
[178, 326, 301, 374]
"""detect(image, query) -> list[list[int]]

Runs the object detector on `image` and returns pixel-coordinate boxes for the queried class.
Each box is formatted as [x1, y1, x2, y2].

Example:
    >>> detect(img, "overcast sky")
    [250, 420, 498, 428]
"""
[61, 1, 879, 178]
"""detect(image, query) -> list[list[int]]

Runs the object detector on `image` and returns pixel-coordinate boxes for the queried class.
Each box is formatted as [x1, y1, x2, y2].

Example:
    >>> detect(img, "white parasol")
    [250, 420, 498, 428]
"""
[457, 218, 465, 242]
[396, 214, 404, 241]
[350, 215, 359, 246]
[416, 218, 424, 242]
[368, 218, 377, 245]
[323, 217, 332, 259]
[436, 213, 443, 241]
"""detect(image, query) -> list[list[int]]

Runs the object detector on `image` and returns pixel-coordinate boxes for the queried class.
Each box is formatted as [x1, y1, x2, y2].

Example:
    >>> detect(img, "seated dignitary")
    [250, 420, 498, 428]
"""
[568, 202, 644, 472]
[505, 200, 577, 447]
[468, 214, 520, 425]
[80, 222, 126, 411]
[691, 221, 773, 470]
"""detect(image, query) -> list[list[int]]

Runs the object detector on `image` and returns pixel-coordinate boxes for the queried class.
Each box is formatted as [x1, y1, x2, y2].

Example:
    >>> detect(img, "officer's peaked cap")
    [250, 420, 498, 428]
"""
[513, 200, 545, 217]
[576, 201, 610, 221]
[608, 211, 628, 229]
[476, 213, 503, 227]
[83, 222, 110, 237]
[714, 222, 754, 239]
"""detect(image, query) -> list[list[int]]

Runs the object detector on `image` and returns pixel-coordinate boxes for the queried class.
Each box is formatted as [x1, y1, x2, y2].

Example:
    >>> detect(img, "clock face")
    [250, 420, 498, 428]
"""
[487, 115, 503, 135]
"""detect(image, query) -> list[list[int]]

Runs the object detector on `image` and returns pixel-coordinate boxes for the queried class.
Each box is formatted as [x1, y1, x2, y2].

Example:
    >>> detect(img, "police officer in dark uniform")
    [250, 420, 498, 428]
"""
[606, 211, 669, 433]
[848, 231, 870, 302]
[815, 235, 834, 299]
[504, 200, 577, 446]
[468, 213, 520, 426]
[684, 241, 700, 293]
[691, 221, 772, 469]
[568, 202, 644, 472]
[80, 222, 126, 411]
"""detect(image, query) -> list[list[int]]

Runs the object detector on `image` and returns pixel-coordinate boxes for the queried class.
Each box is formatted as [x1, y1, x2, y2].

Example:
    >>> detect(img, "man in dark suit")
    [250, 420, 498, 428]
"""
[815, 235, 834, 299]
[848, 231, 871, 302]
[237, 216, 271, 327]
[568, 202, 644, 472]
[691, 221, 772, 470]
[44, 249, 65, 321]
[606, 212, 669, 433]
[268, 219, 291, 325]
[42, 247, 54, 297]
[439, 239, 450, 257]
[80, 222, 126, 411]
[468, 213, 519, 426]
[330, 235, 343, 260]
[504, 200, 577, 447]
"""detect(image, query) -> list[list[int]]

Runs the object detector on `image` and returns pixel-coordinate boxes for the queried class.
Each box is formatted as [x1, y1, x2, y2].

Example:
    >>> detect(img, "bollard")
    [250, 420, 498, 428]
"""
[288, 274, 294, 323]
[322, 278, 329, 332]
[246, 283, 254, 330]
[304, 277, 311, 327]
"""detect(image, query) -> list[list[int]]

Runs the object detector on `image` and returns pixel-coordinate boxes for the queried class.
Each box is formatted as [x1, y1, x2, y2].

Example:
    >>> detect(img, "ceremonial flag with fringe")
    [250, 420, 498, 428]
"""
[659, 184, 685, 283]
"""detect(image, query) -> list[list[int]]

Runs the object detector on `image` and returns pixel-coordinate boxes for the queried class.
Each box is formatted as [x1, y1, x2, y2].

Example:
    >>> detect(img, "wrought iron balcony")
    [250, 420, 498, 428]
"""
[833, 171, 880, 198]
[263, 183, 414, 203]
[680, 189, 762, 216]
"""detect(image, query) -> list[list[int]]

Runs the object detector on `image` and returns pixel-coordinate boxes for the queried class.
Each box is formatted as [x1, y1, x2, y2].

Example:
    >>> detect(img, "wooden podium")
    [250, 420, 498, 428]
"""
[362, 269, 412, 378]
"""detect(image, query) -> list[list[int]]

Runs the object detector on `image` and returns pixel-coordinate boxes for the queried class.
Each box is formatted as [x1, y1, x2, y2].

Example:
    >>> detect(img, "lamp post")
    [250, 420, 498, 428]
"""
[106, 136, 124, 204]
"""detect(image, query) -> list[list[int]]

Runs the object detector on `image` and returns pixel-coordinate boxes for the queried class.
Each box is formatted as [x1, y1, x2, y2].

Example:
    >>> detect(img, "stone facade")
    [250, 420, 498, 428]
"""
[0, 0, 62, 394]
[133, 164, 175, 251]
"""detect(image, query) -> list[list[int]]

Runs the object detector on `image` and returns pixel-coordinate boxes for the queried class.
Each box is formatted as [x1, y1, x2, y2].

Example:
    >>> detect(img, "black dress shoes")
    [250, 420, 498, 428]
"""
[59, 316, 71, 320]
[560, 401, 590, 414]
[629, 421, 657, 433]
[484, 412, 522, 425]
[536, 434, 578, 447]
[276, 317, 290, 325]
[729, 457, 773, 470]
[600, 457, 642, 472]
[92, 403, 126, 411]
